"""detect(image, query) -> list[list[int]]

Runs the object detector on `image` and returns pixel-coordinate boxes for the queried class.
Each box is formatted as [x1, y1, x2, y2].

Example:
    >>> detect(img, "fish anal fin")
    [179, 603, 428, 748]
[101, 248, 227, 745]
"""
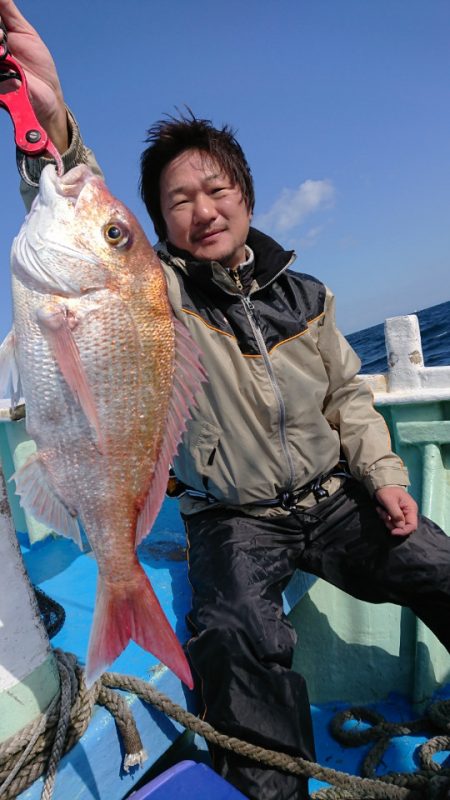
[135, 318, 207, 545]
[85, 566, 193, 689]
[12, 452, 82, 548]
[36, 303, 104, 451]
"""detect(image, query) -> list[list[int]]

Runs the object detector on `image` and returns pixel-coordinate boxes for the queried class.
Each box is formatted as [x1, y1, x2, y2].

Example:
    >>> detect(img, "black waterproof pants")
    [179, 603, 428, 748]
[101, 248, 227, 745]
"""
[183, 479, 450, 800]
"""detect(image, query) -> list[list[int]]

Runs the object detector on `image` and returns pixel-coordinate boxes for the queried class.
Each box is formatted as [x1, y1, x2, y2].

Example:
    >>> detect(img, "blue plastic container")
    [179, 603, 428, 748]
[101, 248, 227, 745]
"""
[128, 760, 248, 799]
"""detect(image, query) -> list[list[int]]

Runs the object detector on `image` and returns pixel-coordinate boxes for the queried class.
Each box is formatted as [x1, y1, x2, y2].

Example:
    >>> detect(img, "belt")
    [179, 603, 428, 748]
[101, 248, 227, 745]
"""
[166, 463, 351, 511]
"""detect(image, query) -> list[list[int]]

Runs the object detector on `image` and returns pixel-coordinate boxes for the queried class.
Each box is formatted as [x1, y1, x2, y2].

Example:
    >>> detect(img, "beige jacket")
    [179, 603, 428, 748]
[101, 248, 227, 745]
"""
[158, 240, 408, 514]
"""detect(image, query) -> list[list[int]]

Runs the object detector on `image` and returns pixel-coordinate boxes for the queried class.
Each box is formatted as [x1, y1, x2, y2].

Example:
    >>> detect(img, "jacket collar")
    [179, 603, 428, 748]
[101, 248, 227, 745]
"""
[156, 227, 296, 294]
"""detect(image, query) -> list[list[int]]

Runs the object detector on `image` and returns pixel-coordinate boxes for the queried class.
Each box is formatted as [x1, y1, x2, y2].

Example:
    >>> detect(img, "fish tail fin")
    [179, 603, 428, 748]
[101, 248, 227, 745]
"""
[85, 567, 193, 690]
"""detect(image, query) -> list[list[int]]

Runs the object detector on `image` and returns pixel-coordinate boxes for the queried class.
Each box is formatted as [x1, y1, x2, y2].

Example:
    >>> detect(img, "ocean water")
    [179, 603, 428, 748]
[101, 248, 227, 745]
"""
[346, 300, 450, 374]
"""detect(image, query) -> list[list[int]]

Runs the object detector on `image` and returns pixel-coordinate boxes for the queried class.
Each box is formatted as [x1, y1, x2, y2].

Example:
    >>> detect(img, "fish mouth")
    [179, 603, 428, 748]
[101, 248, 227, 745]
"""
[40, 163, 99, 206]
[13, 165, 103, 293]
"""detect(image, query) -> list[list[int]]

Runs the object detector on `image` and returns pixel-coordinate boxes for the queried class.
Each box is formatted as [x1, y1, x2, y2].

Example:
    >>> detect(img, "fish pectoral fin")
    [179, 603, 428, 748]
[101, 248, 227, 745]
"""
[85, 566, 193, 689]
[0, 328, 22, 405]
[135, 317, 207, 545]
[36, 303, 104, 452]
[12, 452, 82, 548]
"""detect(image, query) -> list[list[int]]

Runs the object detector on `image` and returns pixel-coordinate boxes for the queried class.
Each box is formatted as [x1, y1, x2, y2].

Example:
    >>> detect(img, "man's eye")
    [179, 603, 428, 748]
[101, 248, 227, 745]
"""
[211, 187, 227, 195]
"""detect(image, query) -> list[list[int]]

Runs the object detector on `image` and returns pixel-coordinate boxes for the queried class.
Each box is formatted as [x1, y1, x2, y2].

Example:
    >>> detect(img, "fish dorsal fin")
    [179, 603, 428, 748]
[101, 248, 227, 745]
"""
[36, 303, 104, 451]
[135, 318, 207, 545]
[0, 328, 21, 405]
[12, 452, 82, 548]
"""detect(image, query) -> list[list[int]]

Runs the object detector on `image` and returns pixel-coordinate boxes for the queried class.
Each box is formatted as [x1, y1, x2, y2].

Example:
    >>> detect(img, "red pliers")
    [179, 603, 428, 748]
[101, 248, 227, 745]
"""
[0, 21, 63, 181]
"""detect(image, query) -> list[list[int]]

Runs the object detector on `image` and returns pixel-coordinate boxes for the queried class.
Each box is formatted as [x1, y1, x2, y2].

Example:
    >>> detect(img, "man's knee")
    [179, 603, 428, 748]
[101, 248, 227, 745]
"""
[188, 595, 297, 665]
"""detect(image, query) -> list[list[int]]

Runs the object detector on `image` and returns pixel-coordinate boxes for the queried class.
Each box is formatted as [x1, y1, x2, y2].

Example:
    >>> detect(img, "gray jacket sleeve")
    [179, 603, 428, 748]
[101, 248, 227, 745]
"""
[19, 107, 104, 212]
[318, 287, 410, 495]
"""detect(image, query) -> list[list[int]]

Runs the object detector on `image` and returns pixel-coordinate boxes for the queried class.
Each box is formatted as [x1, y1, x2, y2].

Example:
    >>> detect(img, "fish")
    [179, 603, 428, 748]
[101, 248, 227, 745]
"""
[0, 163, 206, 688]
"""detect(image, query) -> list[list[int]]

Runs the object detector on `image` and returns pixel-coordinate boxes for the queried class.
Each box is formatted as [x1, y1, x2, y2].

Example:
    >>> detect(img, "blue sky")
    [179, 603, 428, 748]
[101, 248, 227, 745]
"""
[0, 0, 449, 340]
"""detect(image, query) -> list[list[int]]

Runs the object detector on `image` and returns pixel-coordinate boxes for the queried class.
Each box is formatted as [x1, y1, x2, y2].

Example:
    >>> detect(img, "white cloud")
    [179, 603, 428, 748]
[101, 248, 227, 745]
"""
[300, 225, 324, 249]
[253, 179, 335, 235]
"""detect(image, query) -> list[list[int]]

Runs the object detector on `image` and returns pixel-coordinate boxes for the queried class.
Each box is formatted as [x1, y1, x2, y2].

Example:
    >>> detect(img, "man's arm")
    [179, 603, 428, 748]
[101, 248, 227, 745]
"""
[0, 0, 68, 152]
[317, 287, 417, 535]
[0, 0, 103, 210]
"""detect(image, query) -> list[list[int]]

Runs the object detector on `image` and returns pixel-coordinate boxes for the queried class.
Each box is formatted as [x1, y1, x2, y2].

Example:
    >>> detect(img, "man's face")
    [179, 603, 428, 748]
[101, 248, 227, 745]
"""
[160, 148, 252, 268]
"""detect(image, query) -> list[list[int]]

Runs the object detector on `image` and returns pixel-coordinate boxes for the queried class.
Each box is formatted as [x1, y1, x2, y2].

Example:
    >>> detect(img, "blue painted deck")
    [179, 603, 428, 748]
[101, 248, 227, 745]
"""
[19, 500, 195, 800]
[17, 496, 312, 800]
[173, 688, 450, 797]
[309, 689, 450, 795]
[17, 496, 450, 799]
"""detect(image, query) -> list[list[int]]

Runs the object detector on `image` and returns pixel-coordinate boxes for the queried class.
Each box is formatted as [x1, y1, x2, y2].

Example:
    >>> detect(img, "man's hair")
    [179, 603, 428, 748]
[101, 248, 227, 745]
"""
[139, 110, 255, 241]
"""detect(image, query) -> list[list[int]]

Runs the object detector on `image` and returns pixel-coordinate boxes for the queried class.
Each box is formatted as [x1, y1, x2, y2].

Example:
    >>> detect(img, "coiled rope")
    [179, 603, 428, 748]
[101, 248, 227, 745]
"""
[1, 649, 449, 800]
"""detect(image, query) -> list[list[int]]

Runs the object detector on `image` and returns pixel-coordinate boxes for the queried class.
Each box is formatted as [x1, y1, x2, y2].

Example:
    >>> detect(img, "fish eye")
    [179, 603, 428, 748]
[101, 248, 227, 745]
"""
[103, 223, 129, 247]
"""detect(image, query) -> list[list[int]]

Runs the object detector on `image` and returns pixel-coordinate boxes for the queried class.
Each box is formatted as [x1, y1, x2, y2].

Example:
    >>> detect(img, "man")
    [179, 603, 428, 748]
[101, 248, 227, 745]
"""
[1, 3, 450, 799]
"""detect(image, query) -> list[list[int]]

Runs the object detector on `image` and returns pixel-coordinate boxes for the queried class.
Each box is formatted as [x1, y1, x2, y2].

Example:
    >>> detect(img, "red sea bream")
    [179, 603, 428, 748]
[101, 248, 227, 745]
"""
[0, 164, 206, 688]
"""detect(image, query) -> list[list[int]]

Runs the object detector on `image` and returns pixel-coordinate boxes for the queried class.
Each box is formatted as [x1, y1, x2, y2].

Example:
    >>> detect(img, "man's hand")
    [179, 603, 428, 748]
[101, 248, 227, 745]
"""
[374, 486, 418, 536]
[0, 0, 68, 152]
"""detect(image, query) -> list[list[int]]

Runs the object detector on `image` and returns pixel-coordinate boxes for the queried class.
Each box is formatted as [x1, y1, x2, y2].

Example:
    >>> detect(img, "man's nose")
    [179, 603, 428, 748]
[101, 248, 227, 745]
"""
[193, 193, 217, 223]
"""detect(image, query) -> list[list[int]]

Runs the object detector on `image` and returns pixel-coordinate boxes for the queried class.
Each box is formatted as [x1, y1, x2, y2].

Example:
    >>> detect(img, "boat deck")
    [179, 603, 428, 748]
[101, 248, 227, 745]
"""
[16, 498, 450, 799]
[19, 500, 194, 800]
[310, 689, 450, 795]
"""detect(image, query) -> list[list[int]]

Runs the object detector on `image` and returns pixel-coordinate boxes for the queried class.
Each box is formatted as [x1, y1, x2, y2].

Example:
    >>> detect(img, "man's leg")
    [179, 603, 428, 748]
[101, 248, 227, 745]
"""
[184, 508, 315, 800]
[298, 478, 450, 650]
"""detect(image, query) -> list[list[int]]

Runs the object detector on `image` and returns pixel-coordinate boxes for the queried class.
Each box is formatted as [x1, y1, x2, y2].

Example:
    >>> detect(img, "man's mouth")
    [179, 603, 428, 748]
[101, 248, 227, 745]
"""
[193, 228, 225, 243]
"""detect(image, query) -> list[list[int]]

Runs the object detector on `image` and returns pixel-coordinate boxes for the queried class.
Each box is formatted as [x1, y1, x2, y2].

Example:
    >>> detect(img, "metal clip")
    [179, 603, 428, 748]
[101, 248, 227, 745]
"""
[0, 25, 63, 179]
[280, 491, 297, 511]
[311, 476, 329, 502]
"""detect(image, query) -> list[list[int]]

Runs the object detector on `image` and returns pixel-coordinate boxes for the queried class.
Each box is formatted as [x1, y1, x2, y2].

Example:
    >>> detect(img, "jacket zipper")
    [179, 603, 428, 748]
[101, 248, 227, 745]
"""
[229, 267, 244, 292]
[241, 295, 296, 492]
